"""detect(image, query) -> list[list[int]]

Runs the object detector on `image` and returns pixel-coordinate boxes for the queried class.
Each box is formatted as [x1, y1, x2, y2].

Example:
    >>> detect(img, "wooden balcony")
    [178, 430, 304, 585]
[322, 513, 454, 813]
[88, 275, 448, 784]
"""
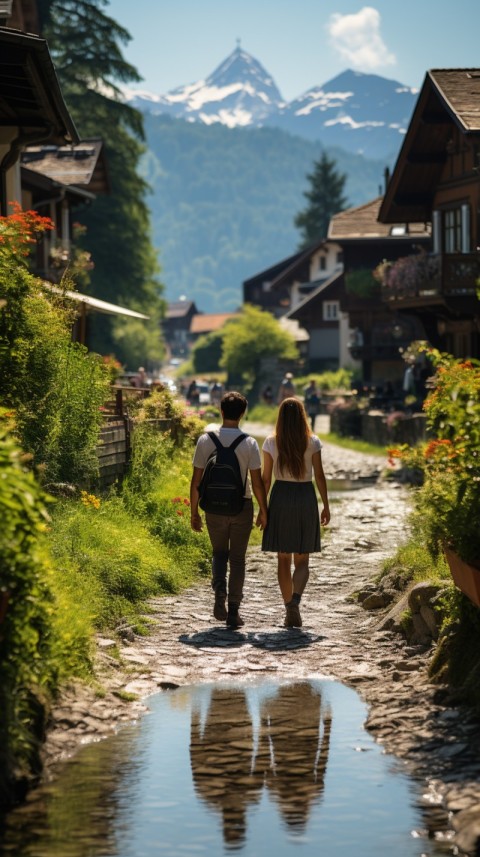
[381, 252, 480, 307]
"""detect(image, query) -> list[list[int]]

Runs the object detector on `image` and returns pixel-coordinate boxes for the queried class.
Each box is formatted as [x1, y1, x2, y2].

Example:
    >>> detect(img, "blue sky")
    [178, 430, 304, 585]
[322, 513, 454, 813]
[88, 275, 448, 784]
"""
[108, 0, 480, 100]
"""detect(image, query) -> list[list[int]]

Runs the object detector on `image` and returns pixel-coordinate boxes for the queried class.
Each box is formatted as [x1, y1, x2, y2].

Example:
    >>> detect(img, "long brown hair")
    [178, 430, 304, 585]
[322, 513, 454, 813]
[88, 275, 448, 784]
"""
[275, 397, 311, 479]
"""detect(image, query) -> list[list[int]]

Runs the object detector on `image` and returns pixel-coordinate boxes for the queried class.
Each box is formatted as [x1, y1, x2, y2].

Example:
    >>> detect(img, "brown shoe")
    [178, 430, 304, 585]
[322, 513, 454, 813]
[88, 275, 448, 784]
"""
[226, 607, 244, 629]
[213, 594, 227, 621]
[285, 602, 302, 628]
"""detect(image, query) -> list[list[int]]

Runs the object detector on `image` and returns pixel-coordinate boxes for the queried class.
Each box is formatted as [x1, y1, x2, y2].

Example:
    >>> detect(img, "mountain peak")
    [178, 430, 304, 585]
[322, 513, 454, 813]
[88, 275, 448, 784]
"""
[205, 45, 284, 104]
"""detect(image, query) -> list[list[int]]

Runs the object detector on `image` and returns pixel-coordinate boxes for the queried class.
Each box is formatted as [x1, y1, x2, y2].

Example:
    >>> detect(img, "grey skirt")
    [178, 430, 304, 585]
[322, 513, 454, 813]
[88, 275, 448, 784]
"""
[262, 480, 321, 553]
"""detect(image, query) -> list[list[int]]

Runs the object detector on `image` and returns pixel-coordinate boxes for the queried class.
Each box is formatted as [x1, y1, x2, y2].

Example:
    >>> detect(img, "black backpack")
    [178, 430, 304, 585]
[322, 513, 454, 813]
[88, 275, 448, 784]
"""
[198, 431, 247, 515]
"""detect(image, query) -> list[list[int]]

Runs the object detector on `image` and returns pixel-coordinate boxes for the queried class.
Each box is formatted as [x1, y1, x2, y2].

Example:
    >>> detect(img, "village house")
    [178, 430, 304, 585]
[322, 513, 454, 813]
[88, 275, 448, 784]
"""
[162, 299, 200, 358]
[188, 311, 239, 346]
[0, 12, 149, 348]
[243, 239, 343, 369]
[243, 198, 430, 378]
[378, 69, 480, 359]
[0, 25, 78, 215]
[328, 197, 430, 383]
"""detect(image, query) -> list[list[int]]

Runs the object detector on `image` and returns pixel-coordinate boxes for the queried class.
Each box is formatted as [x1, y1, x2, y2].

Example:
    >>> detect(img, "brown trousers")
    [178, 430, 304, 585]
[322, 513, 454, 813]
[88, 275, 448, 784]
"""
[205, 499, 254, 606]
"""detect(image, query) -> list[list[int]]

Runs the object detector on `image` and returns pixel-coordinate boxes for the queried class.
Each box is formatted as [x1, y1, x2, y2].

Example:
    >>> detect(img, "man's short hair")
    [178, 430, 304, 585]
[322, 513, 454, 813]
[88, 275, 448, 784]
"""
[221, 391, 247, 420]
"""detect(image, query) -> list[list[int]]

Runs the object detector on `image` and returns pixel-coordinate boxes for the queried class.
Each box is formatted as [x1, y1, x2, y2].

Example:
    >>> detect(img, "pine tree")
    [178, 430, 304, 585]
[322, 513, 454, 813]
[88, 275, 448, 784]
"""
[294, 152, 348, 248]
[37, 0, 164, 361]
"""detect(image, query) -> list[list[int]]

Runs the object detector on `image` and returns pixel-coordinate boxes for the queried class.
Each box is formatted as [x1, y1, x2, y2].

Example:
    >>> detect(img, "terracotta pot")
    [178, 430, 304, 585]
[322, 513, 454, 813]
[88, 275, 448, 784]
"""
[444, 546, 480, 607]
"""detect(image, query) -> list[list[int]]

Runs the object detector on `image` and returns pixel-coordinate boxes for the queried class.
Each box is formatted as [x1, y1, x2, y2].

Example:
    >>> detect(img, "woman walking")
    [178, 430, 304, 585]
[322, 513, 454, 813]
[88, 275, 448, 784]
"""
[257, 398, 330, 628]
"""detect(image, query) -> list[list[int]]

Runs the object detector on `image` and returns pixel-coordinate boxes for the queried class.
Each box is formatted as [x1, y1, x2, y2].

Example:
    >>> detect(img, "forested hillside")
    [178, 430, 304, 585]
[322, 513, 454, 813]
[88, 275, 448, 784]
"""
[143, 115, 393, 312]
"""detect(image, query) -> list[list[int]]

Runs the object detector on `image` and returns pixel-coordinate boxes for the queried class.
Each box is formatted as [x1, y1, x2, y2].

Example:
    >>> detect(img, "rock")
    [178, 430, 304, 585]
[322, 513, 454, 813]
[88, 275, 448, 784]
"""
[452, 804, 480, 855]
[407, 582, 446, 643]
[97, 638, 117, 649]
[410, 612, 432, 646]
[362, 592, 387, 610]
[357, 585, 377, 602]
[117, 624, 135, 642]
[376, 592, 410, 633]
[419, 605, 439, 639]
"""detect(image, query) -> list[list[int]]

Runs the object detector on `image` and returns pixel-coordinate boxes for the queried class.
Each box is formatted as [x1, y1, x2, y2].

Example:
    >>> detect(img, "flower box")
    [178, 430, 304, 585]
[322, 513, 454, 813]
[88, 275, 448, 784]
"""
[444, 546, 480, 608]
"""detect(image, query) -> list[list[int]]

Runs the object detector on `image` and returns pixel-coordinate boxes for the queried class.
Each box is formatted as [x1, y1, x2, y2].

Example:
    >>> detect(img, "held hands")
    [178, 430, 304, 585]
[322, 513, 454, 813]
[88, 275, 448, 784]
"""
[256, 509, 268, 530]
[321, 506, 331, 526]
[190, 511, 203, 532]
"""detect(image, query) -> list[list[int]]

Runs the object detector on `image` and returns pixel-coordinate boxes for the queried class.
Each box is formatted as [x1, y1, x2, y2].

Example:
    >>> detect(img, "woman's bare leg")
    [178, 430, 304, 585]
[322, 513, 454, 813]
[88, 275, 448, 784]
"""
[277, 553, 293, 603]
[292, 553, 310, 598]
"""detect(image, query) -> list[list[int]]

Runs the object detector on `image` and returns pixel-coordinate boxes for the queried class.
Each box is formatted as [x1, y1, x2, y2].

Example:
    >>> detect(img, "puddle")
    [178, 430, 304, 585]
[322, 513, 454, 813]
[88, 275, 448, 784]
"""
[0, 680, 450, 856]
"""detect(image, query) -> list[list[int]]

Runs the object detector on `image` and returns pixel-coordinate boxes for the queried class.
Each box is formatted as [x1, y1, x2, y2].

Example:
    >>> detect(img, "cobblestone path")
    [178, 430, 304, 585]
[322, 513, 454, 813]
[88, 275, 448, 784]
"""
[44, 438, 480, 855]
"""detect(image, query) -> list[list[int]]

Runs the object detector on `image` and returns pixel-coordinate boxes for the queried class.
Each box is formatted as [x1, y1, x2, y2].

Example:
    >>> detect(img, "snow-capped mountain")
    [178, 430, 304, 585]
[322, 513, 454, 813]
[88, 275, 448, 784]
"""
[270, 69, 417, 157]
[125, 47, 418, 157]
[126, 47, 284, 129]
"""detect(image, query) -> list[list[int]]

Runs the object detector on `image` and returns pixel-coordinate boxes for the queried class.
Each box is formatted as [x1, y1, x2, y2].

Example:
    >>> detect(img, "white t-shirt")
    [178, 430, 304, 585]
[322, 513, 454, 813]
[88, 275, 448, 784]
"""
[262, 434, 322, 482]
[193, 428, 261, 499]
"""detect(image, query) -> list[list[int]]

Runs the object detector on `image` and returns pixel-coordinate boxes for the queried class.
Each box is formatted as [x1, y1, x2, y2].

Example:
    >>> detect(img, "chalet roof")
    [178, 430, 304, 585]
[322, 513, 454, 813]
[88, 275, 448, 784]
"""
[379, 69, 480, 224]
[166, 301, 198, 319]
[21, 164, 95, 203]
[190, 313, 238, 334]
[285, 272, 343, 321]
[329, 197, 430, 241]
[268, 238, 327, 291]
[0, 27, 78, 145]
[21, 140, 109, 194]
[243, 249, 305, 289]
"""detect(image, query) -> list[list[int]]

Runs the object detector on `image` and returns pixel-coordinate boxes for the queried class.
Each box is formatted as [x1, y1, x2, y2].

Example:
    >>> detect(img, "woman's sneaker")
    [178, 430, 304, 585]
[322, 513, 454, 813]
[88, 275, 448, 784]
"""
[285, 602, 302, 628]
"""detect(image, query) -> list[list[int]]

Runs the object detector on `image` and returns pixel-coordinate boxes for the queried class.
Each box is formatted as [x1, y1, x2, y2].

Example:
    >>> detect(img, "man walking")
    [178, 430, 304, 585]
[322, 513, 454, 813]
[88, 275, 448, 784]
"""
[190, 392, 268, 629]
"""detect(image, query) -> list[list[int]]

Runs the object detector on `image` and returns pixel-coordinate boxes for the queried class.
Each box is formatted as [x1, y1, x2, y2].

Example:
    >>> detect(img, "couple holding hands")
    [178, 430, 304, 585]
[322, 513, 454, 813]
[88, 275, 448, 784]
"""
[190, 391, 330, 630]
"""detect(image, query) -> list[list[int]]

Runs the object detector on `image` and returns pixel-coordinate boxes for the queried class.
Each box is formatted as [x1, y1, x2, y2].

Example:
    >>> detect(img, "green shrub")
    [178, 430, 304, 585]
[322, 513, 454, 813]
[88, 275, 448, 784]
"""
[0, 415, 92, 805]
[389, 350, 480, 564]
[0, 211, 110, 484]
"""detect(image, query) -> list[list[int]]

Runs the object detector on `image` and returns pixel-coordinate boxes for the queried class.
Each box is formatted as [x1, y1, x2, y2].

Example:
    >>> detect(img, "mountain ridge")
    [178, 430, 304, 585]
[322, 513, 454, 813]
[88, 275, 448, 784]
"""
[126, 46, 419, 158]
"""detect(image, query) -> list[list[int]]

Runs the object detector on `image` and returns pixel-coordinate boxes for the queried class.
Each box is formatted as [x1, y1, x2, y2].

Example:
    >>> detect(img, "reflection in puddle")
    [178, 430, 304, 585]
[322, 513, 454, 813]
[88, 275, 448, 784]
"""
[0, 681, 448, 857]
[190, 683, 331, 846]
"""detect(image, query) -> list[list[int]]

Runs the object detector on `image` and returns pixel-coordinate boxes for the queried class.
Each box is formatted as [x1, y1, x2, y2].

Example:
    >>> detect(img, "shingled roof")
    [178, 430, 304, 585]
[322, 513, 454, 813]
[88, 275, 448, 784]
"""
[22, 140, 109, 194]
[0, 27, 77, 145]
[380, 69, 480, 223]
[329, 197, 430, 241]
[190, 313, 238, 334]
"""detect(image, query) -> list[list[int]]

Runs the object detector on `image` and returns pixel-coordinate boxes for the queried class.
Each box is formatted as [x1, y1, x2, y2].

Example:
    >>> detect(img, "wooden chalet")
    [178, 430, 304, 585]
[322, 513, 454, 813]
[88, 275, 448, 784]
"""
[378, 69, 480, 358]
[0, 26, 78, 214]
[244, 241, 343, 320]
[162, 300, 199, 358]
[20, 140, 109, 282]
[329, 197, 430, 382]
[243, 249, 305, 315]
[243, 239, 344, 370]
[0, 20, 149, 349]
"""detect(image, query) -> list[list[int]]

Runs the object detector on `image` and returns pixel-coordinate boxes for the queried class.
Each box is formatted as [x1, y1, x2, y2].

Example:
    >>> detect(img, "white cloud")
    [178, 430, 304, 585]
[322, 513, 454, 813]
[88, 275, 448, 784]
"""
[327, 7, 396, 71]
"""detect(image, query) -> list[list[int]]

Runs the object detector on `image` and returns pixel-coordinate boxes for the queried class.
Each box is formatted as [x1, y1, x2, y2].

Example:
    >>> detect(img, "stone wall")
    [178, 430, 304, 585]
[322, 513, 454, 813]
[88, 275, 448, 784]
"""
[361, 411, 427, 447]
[330, 406, 426, 446]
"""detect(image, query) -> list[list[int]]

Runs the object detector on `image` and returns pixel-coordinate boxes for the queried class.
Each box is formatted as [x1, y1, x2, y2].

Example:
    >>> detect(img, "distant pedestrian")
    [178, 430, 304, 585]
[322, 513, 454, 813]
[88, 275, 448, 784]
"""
[262, 384, 274, 406]
[187, 380, 200, 406]
[210, 380, 223, 407]
[132, 366, 147, 388]
[258, 397, 330, 628]
[277, 372, 296, 404]
[303, 379, 320, 431]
